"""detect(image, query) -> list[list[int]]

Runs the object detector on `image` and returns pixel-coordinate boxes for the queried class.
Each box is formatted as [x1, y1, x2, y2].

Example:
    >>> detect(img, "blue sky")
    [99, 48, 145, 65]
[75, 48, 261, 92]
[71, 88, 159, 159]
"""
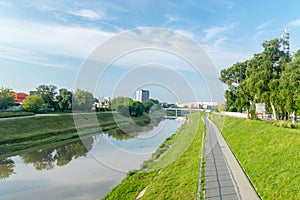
[1, 0, 300, 103]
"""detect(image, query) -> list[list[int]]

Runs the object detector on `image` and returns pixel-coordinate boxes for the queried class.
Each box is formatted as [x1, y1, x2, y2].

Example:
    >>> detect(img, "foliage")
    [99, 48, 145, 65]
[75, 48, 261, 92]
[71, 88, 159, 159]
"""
[22, 94, 44, 113]
[56, 88, 72, 112]
[0, 87, 14, 110]
[220, 38, 299, 120]
[73, 89, 94, 111]
[217, 104, 226, 112]
[0, 112, 159, 156]
[131, 101, 144, 117]
[211, 114, 300, 199]
[142, 99, 160, 113]
[110, 97, 161, 117]
[0, 158, 15, 179]
[36, 84, 58, 110]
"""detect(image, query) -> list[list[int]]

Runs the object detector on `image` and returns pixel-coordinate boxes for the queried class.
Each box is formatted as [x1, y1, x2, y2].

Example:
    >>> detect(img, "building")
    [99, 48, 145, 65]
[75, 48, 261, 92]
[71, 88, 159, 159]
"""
[93, 96, 111, 110]
[176, 101, 218, 110]
[29, 91, 37, 96]
[13, 93, 29, 104]
[136, 89, 150, 102]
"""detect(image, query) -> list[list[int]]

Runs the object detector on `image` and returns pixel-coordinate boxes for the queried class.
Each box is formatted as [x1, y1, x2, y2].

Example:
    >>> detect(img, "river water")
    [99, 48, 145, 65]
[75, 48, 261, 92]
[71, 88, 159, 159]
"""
[0, 119, 184, 200]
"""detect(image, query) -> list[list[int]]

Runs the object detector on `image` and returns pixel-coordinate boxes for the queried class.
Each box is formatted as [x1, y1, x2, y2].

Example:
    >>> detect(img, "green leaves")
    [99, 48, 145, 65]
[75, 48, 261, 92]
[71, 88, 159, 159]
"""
[0, 87, 14, 110]
[220, 37, 299, 120]
[22, 94, 44, 113]
[73, 89, 94, 111]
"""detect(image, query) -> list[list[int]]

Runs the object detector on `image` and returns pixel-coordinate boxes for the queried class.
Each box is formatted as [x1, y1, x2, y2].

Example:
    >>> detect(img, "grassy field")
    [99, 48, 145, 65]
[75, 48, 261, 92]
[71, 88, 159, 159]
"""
[0, 111, 34, 118]
[0, 112, 159, 157]
[211, 114, 300, 200]
[103, 112, 205, 200]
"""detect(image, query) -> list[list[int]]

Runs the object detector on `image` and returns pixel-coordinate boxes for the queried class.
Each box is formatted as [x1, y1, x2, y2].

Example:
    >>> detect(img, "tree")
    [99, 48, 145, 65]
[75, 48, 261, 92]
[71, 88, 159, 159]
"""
[279, 50, 300, 121]
[73, 89, 94, 111]
[220, 38, 290, 120]
[56, 88, 72, 112]
[0, 158, 15, 179]
[36, 84, 57, 110]
[142, 99, 159, 113]
[131, 101, 145, 117]
[217, 104, 226, 112]
[220, 60, 249, 112]
[0, 87, 14, 110]
[110, 96, 134, 112]
[22, 95, 44, 113]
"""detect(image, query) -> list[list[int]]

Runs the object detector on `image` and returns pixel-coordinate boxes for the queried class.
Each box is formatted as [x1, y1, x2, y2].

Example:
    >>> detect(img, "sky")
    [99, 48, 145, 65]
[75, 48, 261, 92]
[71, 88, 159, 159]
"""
[1, 0, 300, 103]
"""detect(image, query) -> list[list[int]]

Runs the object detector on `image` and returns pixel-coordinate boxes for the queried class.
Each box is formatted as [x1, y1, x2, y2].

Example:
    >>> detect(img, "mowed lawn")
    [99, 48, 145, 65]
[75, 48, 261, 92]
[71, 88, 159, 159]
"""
[211, 114, 300, 200]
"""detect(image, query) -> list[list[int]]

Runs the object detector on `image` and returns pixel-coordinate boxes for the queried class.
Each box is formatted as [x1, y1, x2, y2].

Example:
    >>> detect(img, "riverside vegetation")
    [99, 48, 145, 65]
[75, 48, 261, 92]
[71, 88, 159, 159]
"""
[0, 111, 163, 158]
[211, 113, 300, 200]
[103, 112, 205, 200]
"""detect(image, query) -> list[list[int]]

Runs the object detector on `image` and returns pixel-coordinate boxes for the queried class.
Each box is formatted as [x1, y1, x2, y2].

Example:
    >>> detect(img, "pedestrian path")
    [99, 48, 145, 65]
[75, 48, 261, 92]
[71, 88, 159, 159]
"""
[203, 115, 260, 200]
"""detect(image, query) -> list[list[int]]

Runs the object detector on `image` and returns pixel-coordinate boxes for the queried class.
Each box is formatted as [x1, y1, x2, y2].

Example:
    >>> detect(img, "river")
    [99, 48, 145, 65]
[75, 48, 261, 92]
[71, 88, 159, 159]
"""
[0, 119, 184, 200]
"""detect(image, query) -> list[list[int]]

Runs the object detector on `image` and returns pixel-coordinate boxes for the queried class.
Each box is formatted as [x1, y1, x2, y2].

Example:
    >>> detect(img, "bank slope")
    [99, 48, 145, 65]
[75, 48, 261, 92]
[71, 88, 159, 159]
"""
[103, 112, 205, 200]
[211, 114, 300, 200]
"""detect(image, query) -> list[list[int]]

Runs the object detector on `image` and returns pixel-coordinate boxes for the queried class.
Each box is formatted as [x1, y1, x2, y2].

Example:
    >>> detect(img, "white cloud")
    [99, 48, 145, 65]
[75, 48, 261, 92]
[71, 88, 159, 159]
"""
[0, 18, 115, 63]
[288, 18, 300, 27]
[165, 14, 178, 23]
[0, 46, 71, 69]
[0, 0, 11, 7]
[203, 23, 236, 42]
[257, 21, 270, 30]
[70, 9, 105, 20]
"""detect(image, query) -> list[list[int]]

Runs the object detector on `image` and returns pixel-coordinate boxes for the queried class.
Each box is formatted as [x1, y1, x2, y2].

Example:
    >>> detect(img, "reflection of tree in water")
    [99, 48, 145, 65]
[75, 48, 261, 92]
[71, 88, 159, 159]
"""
[21, 147, 56, 170]
[55, 137, 93, 166]
[107, 128, 134, 140]
[20, 137, 94, 170]
[0, 158, 15, 179]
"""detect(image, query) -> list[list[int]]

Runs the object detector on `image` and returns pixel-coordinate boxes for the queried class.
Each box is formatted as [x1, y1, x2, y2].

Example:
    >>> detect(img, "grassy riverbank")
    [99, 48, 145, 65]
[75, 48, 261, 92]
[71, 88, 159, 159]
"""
[0, 112, 161, 157]
[103, 112, 205, 200]
[211, 114, 300, 199]
[0, 111, 34, 118]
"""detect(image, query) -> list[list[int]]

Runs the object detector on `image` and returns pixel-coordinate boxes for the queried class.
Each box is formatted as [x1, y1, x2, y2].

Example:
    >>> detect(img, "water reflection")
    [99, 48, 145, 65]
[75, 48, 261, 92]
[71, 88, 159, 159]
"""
[0, 121, 160, 179]
[0, 158, 15, 179]
[20, 138, 92, 171]
[0, 119, 183, 200]
[0, 137, 94, 179]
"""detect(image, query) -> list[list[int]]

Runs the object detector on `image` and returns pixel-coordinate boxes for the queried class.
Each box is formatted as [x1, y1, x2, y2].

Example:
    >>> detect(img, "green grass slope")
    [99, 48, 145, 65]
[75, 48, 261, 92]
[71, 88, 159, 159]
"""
[211, 114, 300, 200]
[103, 112, 205, 200]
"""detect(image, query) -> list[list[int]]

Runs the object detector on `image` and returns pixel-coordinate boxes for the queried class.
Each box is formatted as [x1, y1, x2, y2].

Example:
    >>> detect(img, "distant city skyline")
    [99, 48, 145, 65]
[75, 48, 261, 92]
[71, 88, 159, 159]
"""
[2, 1, 300, 103]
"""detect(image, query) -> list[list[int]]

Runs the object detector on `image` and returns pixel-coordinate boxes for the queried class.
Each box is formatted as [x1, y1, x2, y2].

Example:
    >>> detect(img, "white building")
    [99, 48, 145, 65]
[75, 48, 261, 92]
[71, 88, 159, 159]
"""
[176, 101, 218, 110]
[136, 89, 150, 102]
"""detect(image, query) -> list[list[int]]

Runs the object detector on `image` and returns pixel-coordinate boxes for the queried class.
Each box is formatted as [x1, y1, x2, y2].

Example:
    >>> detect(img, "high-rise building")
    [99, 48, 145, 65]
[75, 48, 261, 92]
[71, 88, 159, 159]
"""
[136, 89, 149, 102]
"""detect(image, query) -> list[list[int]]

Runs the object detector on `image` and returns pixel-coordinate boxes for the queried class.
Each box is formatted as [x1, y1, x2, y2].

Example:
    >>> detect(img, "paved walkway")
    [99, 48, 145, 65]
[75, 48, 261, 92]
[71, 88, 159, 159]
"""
[203, 115, 260, 200]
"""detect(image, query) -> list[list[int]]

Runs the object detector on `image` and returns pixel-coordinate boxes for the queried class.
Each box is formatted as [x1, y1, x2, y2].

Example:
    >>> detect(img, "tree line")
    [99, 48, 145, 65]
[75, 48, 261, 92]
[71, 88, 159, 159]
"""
[0, 85, 162, 117]
[220, 38, 300, 121]
[0, 85, 97, 113]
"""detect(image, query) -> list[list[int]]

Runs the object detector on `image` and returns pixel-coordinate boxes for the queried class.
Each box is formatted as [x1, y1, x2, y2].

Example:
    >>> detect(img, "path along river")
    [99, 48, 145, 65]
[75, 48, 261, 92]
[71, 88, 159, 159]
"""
[0, 119, 184, 200]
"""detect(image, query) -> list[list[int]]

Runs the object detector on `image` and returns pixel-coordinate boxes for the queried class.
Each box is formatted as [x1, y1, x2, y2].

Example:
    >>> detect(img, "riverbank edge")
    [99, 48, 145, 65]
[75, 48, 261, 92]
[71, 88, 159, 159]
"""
[103, 112, 205, 200]
[0, 112, 163, 158]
